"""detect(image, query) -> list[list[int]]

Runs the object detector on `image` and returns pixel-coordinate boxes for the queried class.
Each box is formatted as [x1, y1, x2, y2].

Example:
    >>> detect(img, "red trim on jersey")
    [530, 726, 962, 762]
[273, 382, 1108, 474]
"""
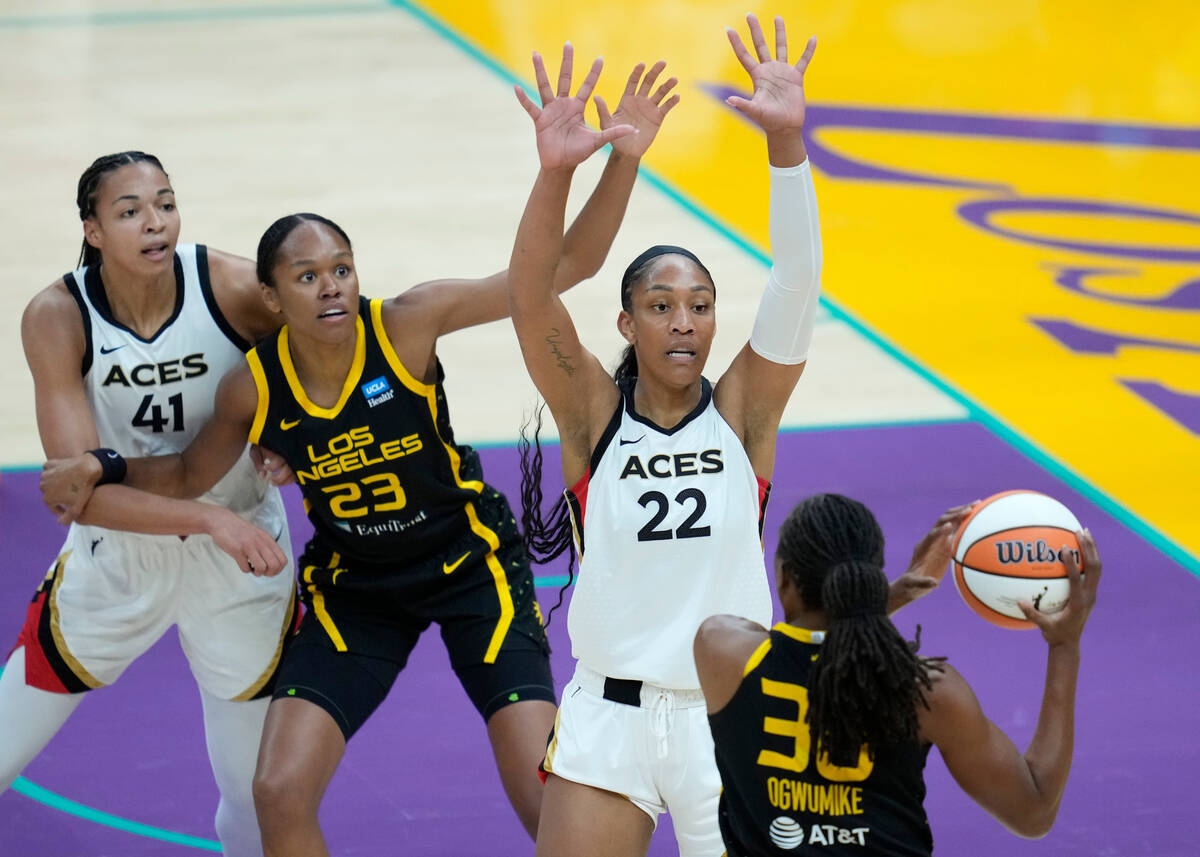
[14, 592, 70, 694]
[756, 476, 770, 507]
[568, 468, 590, 519]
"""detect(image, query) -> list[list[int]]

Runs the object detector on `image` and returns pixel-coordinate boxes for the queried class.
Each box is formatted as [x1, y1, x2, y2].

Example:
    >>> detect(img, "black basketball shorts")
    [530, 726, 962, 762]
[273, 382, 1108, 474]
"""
[273, 485, 554, 739]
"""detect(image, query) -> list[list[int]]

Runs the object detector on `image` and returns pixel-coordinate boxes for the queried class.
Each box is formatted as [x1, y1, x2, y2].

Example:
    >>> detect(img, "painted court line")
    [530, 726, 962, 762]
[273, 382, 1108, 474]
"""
[0, 668, 220, 851]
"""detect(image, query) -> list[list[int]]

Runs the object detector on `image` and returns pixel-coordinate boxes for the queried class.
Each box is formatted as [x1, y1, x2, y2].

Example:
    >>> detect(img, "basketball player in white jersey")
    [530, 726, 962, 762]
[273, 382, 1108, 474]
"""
[508, 16, 944, 857]
[1, 152, 296, 857]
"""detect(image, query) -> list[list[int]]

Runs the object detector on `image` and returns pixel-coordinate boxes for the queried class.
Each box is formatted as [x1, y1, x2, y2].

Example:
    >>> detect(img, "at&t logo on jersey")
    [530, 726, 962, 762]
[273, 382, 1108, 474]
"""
[766, 817, 871, 849]
[361, 375, 394, 408]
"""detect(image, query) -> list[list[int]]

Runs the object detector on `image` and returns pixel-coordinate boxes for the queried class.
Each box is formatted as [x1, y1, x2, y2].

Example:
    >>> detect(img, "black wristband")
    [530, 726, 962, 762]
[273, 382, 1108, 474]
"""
[87, 448, 128, 485]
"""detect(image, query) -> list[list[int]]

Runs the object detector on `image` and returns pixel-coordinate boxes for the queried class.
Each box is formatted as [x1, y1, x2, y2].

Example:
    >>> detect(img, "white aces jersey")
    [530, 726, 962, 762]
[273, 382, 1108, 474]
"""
[62, 244, 271, 517]
[565, 377, 773, 689]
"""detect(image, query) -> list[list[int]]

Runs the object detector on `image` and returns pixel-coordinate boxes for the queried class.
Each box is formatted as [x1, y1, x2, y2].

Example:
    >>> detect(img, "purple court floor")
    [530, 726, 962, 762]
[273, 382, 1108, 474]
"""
[1, 421, 1197, 856]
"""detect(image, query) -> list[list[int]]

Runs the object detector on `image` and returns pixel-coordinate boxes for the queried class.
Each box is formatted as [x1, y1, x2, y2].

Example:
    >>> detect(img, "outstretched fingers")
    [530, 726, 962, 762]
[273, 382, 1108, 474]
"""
[725, 25, 757, 73]
[532, 50, 553, 104]
[774, 14, 788, 63]
[638, 59, 665, 97]
[795, 34, 818, 73]
[514, 83, 541, 121]
[593, 94, 614, 129]
[596, 123, 638, 149]
[624, 62, 646, 97]
[575, 55, 604, 104]
[652, 74, 679, 107]
[556, 42, 574, 98]
[746, 12, 772, 62]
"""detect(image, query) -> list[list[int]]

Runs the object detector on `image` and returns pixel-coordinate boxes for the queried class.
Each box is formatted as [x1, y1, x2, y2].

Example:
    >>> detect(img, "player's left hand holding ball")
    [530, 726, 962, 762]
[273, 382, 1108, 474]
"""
[1019, 528, 1100, 647]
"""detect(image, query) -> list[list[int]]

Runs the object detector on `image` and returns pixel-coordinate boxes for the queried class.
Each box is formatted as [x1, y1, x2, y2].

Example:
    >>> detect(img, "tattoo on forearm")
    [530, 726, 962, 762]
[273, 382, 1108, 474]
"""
[545, 328, 576, 377]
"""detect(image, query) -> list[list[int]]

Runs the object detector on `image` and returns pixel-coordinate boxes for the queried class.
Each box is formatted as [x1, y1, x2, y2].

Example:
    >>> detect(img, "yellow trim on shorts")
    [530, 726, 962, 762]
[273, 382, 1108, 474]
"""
[463, 502, 514, 664]
[231, 586, 297, 702]
[542, 705, 563, 774]
[278, 318, 366, 419]
[369, 298, 484, 494]
[47, 552, 104, 690]
[773, 623, 822, 644]
[245, 348, 270, 445]
[743, 637, 773, 676]
[304, 552, 347, 652]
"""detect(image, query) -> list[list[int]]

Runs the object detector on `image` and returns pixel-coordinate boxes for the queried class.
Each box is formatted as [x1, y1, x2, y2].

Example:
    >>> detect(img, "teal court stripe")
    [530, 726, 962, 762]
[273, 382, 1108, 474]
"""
[534, 575, 572, 588]
[11, 779, 221, 852]
[779, 416, 972, 434]
[391, 0, 1199, 580]
[0, 663, 219, 851]
[0, 2, 388, 29]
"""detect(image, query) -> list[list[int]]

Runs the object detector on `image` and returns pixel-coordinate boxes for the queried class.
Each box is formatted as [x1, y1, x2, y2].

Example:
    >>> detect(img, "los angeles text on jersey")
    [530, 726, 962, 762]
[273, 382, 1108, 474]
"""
[295, 426, 423, 484]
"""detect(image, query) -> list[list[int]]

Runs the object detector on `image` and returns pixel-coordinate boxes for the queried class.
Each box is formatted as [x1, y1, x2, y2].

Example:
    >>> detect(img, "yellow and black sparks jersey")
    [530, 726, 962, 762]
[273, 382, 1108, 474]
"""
[709, 625, 934, 857]
[247, 296, 484, 563]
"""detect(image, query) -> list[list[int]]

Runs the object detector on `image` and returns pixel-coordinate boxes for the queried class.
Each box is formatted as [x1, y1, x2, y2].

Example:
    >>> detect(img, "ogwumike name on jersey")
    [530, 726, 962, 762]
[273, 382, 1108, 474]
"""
[100, 353, 208, 387]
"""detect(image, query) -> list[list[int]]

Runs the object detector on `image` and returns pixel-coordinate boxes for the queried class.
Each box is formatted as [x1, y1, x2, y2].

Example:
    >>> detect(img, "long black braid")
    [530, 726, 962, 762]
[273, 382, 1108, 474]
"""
[516, 244, 715, 623]
[516, 403, 577, 625]
[76, 151, 167, 268]
[777, 494, 944, 767]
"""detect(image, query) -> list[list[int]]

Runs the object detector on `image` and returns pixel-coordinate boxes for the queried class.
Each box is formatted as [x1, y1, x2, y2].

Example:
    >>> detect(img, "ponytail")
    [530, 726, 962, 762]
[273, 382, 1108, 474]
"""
[517, 402, 577, 626]
[777, 494, 944, 766]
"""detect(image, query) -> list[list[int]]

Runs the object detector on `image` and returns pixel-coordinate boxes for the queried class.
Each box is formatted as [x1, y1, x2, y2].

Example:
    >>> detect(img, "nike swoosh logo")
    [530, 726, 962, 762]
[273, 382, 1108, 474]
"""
[99, 344, 126, 354]
[280, 418, 300, 431]
[619, 436, 645, 446]
[443, 551, 471, 575]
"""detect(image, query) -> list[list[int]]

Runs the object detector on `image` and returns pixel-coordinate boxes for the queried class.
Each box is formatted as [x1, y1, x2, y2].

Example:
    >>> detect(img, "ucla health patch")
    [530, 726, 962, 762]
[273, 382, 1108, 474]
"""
[361, 375, 394, 408]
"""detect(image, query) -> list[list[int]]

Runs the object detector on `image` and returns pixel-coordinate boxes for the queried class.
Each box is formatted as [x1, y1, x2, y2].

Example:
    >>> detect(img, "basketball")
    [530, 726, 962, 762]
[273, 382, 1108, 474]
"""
[952, 490, 1084, 630]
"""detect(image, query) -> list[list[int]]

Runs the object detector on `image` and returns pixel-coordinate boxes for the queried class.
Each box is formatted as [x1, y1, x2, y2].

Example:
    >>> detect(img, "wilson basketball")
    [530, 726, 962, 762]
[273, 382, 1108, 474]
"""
[952, 490, 1083, 630]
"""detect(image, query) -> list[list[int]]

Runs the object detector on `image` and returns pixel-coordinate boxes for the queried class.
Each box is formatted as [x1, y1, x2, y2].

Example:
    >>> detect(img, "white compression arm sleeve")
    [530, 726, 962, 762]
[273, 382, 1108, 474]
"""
[749, 159, 823, 365]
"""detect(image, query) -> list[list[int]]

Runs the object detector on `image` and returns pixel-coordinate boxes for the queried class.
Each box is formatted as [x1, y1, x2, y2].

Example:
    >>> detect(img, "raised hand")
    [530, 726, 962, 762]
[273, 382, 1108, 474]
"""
[887, 503, 976, 613]
[725, 13, 817, 134]
[595, 60, 680, 160]
[1020, 528, 1100, 646]
[515, 42, 636, 172]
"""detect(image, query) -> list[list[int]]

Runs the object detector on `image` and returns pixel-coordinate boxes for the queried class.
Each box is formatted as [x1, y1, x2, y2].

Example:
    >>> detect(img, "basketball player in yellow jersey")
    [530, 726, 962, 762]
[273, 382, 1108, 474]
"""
[695, 495, 1100, 856]
[42, 53, 675, 856]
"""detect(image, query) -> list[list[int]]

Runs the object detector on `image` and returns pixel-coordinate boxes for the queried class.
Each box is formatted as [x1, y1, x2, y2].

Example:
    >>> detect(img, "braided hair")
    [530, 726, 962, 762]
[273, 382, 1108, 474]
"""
[777, 494, 944, 766]
[516, 245, 714, 622]
[76, 151, 167, 269]
[256, 213, 353, 287]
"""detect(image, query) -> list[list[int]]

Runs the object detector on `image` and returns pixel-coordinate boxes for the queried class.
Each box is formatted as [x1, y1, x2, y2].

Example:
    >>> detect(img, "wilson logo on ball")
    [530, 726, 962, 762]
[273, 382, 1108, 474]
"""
[952, 490, 1086, 630]
[993, 539, 1081, 566]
